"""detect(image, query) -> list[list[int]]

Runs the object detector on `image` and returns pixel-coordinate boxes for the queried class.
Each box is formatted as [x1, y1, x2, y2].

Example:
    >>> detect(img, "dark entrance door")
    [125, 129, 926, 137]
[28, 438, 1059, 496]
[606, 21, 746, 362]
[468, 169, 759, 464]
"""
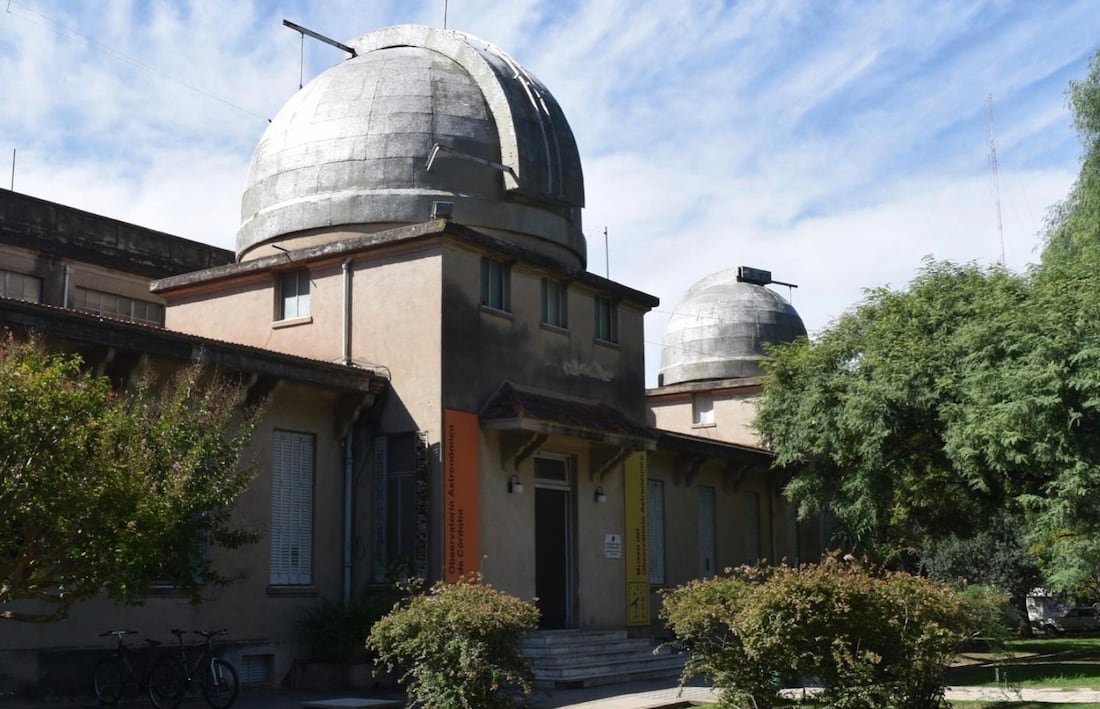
[535, 487, 571, 629]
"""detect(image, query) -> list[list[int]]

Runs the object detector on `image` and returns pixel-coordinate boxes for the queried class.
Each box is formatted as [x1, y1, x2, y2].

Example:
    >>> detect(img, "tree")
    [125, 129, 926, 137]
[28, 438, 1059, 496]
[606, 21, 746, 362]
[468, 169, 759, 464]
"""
[755, 260, 1030, 564]
[0, 333, 258, 622]
[756, 50, 1100, 597]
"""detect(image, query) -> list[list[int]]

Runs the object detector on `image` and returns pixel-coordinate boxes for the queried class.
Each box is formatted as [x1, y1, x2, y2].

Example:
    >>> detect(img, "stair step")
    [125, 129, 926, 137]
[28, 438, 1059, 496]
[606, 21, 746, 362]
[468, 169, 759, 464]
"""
[521, 629, 628, 647]
[521, 639, 652, 657]
[522, 628, 686, 689]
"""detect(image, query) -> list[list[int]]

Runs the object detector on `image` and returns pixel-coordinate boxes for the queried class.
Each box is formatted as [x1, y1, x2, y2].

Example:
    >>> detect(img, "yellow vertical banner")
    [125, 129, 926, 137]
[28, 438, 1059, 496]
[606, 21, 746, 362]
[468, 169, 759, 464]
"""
[623, 451, 650, 626]
[443, 409, 480, 583]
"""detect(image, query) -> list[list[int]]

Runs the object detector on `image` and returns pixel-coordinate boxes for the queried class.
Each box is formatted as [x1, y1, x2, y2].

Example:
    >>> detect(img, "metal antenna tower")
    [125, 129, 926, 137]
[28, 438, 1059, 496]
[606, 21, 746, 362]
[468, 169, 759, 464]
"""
[986, 93, 1006, 266]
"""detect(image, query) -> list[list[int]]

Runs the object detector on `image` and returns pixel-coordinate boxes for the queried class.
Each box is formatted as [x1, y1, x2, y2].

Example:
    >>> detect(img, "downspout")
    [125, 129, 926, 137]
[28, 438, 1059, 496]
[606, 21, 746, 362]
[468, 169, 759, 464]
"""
[342, 258, 353, 600]
[342, 259, 353, 365]
[62, 264, 71, 308]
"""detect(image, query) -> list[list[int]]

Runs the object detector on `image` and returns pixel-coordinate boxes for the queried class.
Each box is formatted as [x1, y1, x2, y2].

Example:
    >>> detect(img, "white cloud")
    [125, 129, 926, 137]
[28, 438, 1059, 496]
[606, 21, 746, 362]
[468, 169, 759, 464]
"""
[1, 0, 1096, 389]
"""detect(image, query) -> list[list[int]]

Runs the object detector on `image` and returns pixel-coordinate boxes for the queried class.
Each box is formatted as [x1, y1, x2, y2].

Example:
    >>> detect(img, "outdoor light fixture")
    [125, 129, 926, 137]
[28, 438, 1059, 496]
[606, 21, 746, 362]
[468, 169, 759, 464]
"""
[594, 486, 608, 503]
[508, 474, 524, 494]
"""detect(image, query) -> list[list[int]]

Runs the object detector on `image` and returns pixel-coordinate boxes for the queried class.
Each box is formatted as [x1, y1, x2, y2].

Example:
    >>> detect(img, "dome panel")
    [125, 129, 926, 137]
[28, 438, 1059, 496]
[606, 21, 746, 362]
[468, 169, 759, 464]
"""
[237, 25, 585, 264]
[659, 268, 806, 385]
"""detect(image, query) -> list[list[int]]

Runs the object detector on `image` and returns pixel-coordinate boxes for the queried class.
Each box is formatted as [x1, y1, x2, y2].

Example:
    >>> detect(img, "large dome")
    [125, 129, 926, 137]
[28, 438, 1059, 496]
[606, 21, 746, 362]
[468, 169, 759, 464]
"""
[659, 268, 806, 385]
[238, 25, 585, 264]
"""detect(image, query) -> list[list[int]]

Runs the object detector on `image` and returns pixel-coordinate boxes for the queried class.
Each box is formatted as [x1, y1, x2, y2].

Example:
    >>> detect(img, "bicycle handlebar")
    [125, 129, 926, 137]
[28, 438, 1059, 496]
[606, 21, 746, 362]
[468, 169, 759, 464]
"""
[99, 629, 138, 637]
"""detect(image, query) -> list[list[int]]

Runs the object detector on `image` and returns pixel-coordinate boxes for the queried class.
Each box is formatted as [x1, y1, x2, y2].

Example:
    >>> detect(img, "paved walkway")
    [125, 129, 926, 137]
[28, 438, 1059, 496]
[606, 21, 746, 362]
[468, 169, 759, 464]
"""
[9, 681, 1100, 707]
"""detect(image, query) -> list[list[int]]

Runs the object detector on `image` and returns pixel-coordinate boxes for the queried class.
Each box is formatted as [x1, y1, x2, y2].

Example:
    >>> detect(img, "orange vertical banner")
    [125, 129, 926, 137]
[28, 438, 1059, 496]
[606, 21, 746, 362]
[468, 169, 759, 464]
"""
[443, 409, 480, 582]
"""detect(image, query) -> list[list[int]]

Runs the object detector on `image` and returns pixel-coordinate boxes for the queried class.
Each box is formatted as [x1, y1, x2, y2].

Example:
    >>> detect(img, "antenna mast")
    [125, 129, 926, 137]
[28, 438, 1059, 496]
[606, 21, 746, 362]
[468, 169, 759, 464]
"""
[986, 94, 1006, 266]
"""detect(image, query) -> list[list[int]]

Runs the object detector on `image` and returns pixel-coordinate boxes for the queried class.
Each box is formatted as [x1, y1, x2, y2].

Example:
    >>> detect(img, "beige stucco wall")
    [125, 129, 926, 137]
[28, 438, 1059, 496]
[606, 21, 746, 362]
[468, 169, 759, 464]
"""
[641, 452, 803, 628]
[648, 384, 763, 448]
[477, 432, 629, 628]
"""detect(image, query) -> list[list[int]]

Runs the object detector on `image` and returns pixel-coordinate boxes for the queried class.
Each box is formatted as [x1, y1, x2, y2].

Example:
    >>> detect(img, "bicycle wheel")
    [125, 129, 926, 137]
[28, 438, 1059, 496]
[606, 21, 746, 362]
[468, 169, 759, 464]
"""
[148, 656, 187, 709]
[200, 657, 239, 709]
[92, 656, 125, 706]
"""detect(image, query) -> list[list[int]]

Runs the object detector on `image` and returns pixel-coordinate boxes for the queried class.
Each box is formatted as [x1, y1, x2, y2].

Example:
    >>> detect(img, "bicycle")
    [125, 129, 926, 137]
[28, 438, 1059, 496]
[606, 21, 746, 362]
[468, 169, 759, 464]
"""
[152, 627, 239, 709]
[92, 629, 184, 708]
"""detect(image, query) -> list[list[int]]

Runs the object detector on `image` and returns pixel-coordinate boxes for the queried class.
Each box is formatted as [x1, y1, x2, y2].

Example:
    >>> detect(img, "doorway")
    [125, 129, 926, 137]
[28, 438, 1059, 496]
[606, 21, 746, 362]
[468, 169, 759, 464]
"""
[534, 455, 574, 629]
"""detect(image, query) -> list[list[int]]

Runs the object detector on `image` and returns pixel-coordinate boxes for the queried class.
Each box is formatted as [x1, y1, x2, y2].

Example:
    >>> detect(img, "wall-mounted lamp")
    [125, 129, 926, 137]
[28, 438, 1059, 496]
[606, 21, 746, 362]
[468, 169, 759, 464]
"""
[594, 486, 608, 503]
[508, 474, 524, 495]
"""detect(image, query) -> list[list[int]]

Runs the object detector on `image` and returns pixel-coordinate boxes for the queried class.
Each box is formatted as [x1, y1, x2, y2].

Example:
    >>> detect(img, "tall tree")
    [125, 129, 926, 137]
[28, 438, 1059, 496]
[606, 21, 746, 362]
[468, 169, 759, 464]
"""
[0, 334, 258, 622]
[755, 261, 1030, 565]
[756, 49, 1100, 596]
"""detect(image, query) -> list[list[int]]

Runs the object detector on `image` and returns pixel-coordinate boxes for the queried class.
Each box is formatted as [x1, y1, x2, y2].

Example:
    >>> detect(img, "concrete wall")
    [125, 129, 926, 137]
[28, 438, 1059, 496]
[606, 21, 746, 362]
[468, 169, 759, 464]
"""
[0, 190, 233, 279]
[642, 452, 792, 629]
[648, 382, 764, 448]
[477, 432, 629, 628]
[1, 242, 166, 313]
[439, 243, 648, 418]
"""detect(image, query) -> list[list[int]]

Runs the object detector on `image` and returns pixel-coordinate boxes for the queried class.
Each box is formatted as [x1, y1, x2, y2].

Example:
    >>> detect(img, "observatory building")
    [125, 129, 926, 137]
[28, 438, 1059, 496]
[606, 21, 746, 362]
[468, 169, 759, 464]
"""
[1, 25, 820, 692]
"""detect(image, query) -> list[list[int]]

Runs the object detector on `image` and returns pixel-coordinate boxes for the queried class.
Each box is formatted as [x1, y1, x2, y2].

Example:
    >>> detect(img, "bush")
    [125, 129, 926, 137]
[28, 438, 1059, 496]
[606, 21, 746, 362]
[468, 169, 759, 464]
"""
[300, 589, 401, 663]
[365, 576, 539, 708]
[661, 557, 977, 708]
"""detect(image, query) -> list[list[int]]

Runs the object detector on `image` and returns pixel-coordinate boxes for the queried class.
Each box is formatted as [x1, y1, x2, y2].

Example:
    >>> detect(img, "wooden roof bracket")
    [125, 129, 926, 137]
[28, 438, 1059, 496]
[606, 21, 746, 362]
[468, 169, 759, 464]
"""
[500, 431, 547, 472]
[591, 446, 630, 482]
[724, 461, 749, 493]
[674, 453, 708, 487]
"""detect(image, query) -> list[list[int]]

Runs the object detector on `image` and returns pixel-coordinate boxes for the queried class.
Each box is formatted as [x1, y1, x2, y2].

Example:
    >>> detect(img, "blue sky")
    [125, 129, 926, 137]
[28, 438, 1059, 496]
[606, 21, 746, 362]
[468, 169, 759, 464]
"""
[2, 0, 1097, 386]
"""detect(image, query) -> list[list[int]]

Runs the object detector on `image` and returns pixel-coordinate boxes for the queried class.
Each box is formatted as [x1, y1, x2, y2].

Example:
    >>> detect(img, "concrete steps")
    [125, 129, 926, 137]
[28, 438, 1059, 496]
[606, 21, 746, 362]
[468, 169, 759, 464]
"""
[522, 629, 686, 689]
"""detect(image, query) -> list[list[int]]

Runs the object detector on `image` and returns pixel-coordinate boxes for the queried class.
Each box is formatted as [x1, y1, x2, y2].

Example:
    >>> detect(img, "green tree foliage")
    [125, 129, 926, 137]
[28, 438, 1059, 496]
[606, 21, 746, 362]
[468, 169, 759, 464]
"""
[661, 558, 979, 708]
[366, 577, 538, 709]
[0, 334, 257, 622]
[919, 510, 1039, 634]
[756, 50, 1100, 596]
[756, 261, 1030, 562]
[1042, 51, 1100, 265]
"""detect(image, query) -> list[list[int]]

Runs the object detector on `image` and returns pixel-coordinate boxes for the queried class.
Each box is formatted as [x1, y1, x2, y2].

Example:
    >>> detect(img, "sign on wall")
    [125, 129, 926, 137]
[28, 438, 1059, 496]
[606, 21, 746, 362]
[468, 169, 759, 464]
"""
[443, 409, 480, 582]
[623, 452, 650, 626]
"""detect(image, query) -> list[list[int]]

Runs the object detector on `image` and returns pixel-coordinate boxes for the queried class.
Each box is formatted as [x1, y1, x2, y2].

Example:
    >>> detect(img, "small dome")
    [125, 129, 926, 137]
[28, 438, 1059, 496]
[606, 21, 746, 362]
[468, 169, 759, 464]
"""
[659, 269, 806, 385]
[237, 25, 585, 265]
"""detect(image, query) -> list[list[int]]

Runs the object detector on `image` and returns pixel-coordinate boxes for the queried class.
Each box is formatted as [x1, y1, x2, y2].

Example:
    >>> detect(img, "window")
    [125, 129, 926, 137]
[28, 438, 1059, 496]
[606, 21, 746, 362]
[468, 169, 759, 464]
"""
[72, 286, 163, 325]
[541, 278, 567, 328]
[480, 257, 510, 312]
[594, 295, 618, 343]
[1, 270, 42, 303]
[647, 479, 665, 585]
[270, 430, 314, 585]
[373, 433, 428, 581]
[743, 492, 761, 563]
[692, 392, 715, 426]
[279, 270, 310, 320]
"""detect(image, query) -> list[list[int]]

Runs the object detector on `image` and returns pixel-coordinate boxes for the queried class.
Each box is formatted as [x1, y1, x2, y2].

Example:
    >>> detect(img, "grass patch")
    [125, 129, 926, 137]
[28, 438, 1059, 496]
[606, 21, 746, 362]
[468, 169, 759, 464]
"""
[948, 635, 1100, 690]
[951, 704, 1100, 708]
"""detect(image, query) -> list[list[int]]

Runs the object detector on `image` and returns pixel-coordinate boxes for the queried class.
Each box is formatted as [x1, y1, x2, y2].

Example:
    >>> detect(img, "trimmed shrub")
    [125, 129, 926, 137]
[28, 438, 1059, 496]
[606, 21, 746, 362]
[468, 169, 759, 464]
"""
[365, 576, 539, 709]
[300, 589, 401, 663]
[661, 557, 976, 708]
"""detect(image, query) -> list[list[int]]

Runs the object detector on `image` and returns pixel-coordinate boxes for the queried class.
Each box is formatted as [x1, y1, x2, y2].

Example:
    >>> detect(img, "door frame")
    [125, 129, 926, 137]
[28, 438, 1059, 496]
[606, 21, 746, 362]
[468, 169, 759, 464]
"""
[533, 453, 576, 629]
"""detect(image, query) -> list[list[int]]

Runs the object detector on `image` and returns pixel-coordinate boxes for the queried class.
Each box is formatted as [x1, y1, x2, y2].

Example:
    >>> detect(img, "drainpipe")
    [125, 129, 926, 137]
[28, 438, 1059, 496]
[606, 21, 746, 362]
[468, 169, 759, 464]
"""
[62, 265, 71, 308]
[343, 432, 353, 601]
[342, 258, 353, 600]
[341, 259, 352, 365]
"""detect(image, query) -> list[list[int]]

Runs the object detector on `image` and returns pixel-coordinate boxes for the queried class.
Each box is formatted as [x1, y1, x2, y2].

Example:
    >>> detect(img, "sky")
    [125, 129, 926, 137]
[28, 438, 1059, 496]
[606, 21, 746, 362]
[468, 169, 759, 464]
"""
[1, 0, 1097, 387]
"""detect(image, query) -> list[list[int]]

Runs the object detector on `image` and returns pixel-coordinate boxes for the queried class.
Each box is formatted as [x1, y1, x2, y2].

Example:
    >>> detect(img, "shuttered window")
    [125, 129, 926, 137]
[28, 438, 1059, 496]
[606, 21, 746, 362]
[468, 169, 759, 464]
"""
[270, 430, 314, 585]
